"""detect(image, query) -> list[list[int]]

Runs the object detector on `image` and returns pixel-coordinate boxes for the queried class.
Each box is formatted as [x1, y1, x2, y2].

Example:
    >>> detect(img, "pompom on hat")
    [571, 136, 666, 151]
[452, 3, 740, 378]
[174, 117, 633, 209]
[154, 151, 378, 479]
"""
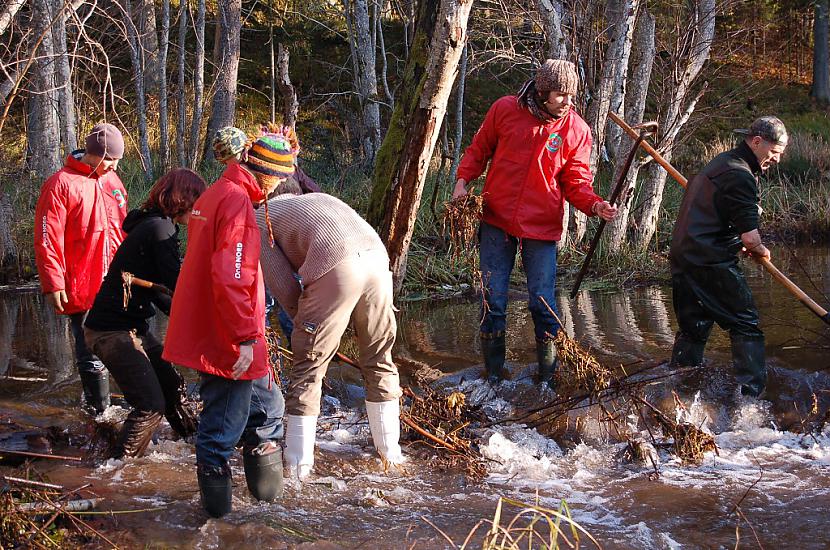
[213, 126, 250, 162]
[244, 133, 296, 178]
[535, 59, 579, 96]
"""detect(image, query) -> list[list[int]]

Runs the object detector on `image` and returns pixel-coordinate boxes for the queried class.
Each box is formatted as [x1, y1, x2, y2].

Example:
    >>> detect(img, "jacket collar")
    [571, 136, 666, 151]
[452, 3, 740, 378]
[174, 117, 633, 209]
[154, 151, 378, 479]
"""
[64, 151, 101, 179]
[735, 141, 762, 175]
[222, 163, 266, 203]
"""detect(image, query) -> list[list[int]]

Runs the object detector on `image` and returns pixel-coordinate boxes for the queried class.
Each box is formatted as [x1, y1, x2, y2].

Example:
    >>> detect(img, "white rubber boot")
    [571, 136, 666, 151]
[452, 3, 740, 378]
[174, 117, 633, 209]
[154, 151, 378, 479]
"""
[365, 400, 405, 464]
[283, 414, 317, 480]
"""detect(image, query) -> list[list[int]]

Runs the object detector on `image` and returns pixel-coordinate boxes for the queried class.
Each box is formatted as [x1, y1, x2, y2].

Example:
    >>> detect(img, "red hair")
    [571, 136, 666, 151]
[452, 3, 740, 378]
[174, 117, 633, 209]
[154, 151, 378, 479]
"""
[141, 168, 207, 218]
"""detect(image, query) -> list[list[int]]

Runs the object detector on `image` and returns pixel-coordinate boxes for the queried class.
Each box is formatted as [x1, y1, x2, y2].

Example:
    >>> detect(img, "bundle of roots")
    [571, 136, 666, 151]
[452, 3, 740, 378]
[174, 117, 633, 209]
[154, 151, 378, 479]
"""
[441, 193, 483, 261]
[400, 385, 487, 480]
[552, 330, 612, 398]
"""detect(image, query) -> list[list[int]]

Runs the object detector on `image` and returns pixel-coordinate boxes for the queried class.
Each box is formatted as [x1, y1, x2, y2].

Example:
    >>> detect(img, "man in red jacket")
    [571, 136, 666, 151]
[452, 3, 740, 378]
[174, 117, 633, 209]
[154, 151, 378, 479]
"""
[34, 123, 127, 413]
[163, 131, 290, 518]
[453, 59, 617, 387]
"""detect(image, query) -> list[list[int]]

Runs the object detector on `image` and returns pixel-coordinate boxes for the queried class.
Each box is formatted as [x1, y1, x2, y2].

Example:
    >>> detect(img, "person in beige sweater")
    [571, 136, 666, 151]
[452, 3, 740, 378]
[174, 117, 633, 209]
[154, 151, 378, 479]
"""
[256, 184, 403, 479]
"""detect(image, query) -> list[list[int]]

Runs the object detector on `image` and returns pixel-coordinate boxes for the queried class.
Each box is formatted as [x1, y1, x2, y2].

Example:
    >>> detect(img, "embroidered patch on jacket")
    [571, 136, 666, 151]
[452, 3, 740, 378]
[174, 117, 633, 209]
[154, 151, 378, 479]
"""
[545, 132, 563, 153]
[111, 189, 126, 208]
[302, 321, 317, 334]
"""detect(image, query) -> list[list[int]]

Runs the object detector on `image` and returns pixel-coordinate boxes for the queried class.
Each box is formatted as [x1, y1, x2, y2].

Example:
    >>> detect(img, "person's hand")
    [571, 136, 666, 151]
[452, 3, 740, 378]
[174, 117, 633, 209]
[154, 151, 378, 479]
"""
[452, 179, 469, 200]
[592, 201, 618, 221]
[231, 344, 254, 379]
[742, 243, 771, 262]
[46, 290, 68, 312]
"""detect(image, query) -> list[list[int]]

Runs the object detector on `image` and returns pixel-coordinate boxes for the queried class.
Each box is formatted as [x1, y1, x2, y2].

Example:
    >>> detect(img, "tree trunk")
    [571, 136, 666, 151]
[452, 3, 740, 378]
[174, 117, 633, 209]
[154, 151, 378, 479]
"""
[277, 43, 298, 129]
[0, 0, 27, 36]
[27, 0, 61, 179]
[344, 0, 381, 169]
[124, 0, 154, 183]
[188, 0, 205, 168]
[633, 0, 715, 250]
[606, 9, 655, 254]
[812, 0, 830, 104]
[604, 0, 639, 159]
[176, 0, 187, 167]
[158, 0, 170, 170]
[0, 191, 18, 283]
[269, 24, 275, 123]
[366, 0, 473, 295]
[449, 43, 466, 184]
[51, 0, 75, 155]
[139, 0, 161, 93]
[377, 0, 394, 109]
[534, 0, 569, 59]
[203, 0, 241, 165]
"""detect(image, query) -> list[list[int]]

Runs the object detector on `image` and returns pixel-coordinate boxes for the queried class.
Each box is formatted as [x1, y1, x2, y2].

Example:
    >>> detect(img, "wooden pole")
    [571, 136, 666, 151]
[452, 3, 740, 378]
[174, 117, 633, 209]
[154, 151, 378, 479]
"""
[607, 112, 830, 325]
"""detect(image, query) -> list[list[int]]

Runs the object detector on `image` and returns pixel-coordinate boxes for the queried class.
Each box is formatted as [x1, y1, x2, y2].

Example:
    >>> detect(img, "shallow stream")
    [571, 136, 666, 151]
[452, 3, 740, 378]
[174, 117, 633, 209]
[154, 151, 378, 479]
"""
[1, 247, 829, 548]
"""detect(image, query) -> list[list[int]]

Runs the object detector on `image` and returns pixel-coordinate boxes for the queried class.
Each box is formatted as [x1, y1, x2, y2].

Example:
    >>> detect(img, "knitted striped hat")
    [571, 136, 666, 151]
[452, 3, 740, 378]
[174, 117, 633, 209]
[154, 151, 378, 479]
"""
[244, 133, 295, 178]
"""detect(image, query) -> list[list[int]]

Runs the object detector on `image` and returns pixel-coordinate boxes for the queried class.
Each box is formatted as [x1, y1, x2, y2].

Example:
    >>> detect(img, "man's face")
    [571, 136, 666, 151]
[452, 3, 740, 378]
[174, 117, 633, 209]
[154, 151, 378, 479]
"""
[749, 135, 787, 171]
[85, 154, 120, 177]
[543, 91, 573, 117]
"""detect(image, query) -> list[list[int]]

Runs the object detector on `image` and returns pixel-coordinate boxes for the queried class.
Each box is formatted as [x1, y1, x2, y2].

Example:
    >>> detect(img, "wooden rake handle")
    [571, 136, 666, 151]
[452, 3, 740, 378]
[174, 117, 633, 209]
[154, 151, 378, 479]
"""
[608, 111, 830, 325]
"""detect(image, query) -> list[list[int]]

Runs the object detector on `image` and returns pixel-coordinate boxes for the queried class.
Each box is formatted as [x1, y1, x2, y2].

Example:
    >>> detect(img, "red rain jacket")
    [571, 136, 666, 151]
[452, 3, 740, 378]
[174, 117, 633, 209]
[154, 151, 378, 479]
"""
[456, 96, 601, 241]
[162, 163, 269, 380]
[34, 154, 128, 315]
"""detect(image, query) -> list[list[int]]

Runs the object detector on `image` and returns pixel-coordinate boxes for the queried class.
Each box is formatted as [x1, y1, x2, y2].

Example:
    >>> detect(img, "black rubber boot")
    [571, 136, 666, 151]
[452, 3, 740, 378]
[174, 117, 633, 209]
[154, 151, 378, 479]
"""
[481, 332, 506, 384]
[243, 444, 283, 502]
[536, 338, 558, 389]
[731, 335, 767, 398]
[79, 370, 110, 414]
[197, 465, 233, 518]
[668, 332, 706, 368]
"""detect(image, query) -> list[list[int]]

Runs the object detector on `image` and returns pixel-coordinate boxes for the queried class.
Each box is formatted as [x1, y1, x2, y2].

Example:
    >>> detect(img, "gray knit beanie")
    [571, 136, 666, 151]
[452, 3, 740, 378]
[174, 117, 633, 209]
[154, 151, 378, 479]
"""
[535, 59, 579, 95]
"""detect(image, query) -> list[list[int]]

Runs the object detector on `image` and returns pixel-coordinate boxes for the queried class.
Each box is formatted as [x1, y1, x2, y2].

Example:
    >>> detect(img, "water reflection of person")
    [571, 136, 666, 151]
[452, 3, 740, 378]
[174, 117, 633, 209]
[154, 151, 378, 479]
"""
[669, 116, 788, 398]
[163, 131, 287, 518]
[452, 59, 617, 388]
[256, 185, 403, 481]
[33, 123, 128, 414]
[83, 169, 206, 458]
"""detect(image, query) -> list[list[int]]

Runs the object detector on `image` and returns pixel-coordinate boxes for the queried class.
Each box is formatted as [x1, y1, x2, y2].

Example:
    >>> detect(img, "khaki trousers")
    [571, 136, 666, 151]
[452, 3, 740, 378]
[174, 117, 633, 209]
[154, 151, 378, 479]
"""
[287, 248, 400, 416]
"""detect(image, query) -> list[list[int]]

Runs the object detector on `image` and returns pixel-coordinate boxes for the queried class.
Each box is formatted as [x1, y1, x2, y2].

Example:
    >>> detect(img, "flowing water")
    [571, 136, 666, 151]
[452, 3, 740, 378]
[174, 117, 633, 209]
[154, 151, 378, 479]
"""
[1, 247, 829, 549]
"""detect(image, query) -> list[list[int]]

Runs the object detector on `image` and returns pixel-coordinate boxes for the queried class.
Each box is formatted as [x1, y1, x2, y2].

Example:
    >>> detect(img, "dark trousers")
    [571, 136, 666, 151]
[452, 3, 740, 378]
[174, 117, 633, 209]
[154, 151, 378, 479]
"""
[69, 312, 105, 375]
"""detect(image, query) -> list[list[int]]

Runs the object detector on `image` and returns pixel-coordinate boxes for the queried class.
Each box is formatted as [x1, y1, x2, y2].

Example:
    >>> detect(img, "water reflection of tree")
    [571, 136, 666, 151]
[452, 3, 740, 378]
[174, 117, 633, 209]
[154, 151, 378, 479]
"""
[0, 293, 19, 376]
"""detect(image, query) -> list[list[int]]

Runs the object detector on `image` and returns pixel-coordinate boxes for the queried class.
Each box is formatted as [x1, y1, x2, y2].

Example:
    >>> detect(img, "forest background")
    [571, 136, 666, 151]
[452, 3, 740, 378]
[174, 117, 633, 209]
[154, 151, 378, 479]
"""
[0, 0, 828, 297]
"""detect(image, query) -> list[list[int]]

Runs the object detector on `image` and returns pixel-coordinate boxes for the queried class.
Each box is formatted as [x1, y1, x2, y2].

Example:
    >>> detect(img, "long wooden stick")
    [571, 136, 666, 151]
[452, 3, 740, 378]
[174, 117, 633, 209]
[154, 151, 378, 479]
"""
[608, 111, 830, 325]
[122, 271, 173, 296]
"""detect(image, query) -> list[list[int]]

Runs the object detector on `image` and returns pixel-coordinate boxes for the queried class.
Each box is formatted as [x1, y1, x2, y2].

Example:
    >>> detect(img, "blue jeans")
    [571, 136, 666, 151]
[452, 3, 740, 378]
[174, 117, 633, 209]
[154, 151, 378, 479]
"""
[196, 371, 285, 470]
[479, 221, 559, 340]
[69, 312, 106, 375]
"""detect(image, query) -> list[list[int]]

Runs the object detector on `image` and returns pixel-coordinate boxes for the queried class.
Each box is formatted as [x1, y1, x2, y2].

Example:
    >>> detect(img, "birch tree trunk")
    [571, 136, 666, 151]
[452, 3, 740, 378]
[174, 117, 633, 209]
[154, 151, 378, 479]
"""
[27, 0, 61, 179]
[139, 0, 161, 93]
[52, 0, 76, 155]
[0, 191, 17, 282]
[277, 43, 298, 129]
[203, 0, 241, 164]
[158, 0, 170, 170]
[188, 0, 205, 168]
[812, 0, 830, 104]
[344, 0, 381, 168]
[124, 0, 153, 183]
[534, 0, 569, 59]
[269, 24, 275, 123]
[633, 0, 715, 250]
[377, 0, 394, 109]
[0, 0, 27, 36]
[605, 0, 639, 159]
[606, 9, 655, 253]
[366, 0, 473, 295]
[176, 0, 187, 167]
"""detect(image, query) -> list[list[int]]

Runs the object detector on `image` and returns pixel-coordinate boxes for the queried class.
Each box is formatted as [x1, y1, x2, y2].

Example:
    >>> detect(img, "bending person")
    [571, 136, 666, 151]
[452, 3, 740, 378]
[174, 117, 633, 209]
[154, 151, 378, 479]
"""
[256, 184, 403, 480]
[84, 168, 206, 458]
